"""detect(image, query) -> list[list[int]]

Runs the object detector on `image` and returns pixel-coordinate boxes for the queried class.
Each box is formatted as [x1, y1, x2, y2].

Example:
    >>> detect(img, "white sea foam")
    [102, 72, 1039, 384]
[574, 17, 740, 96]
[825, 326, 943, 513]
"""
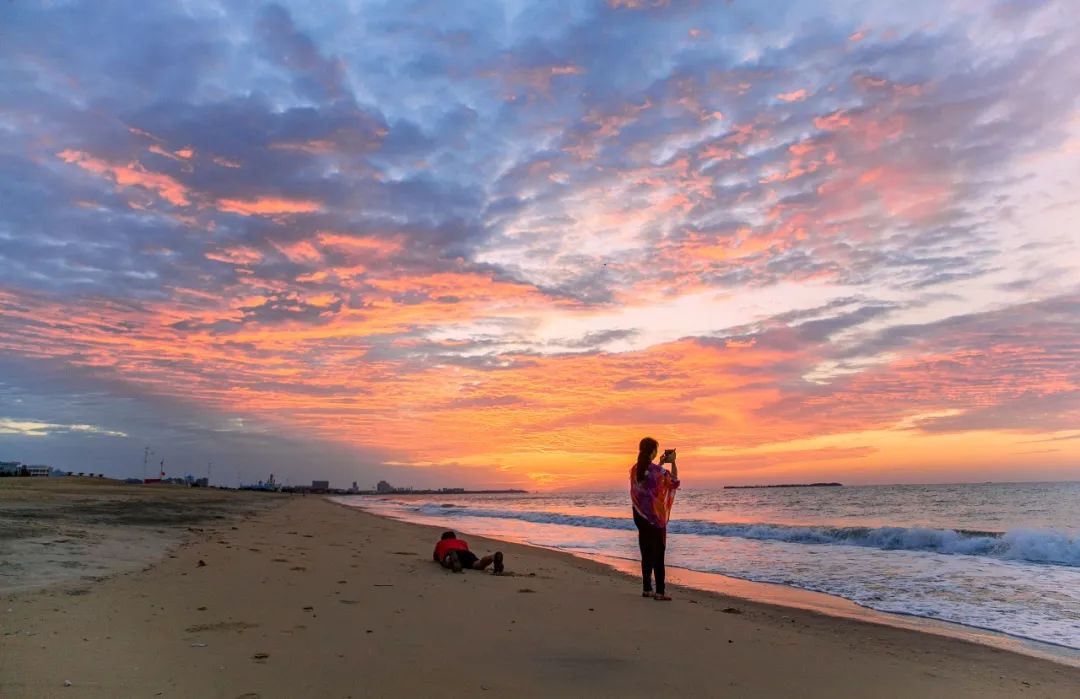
[342, 482, 1080, 649]
[412, 504, 1080, 566]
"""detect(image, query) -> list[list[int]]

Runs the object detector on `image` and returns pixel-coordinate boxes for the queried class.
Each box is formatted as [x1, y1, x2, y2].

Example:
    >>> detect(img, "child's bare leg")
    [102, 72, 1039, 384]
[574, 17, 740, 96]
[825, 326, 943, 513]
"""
[472, 555, 494, 570]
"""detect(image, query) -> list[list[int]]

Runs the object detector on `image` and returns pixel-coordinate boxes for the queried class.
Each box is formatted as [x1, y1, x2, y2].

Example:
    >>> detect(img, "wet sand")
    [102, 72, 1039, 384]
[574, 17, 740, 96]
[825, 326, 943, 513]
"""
[2, 482, 1078, 698]
[0, 477, 275, 595]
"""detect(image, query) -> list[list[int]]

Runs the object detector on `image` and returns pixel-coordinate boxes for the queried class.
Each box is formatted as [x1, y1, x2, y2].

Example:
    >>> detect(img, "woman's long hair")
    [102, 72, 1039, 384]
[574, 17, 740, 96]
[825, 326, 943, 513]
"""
[635, 436, 659, 482]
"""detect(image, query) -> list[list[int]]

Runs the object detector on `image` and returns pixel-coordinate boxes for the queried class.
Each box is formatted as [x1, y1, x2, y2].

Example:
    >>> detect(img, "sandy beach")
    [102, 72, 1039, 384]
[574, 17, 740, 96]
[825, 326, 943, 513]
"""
[2, 480, 1078, 698]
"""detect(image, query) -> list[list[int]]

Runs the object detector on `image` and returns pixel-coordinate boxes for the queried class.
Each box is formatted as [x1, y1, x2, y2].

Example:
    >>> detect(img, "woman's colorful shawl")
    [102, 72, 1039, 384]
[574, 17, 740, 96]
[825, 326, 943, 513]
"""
[629, 462, 680, 529]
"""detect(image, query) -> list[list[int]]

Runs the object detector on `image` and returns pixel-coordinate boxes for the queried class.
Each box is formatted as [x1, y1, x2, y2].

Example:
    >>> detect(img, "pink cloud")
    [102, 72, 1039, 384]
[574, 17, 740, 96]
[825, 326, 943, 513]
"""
[57, 149, 190, 206]
[215, 197, 322, 216]
[777, 89, 809, 103]
[205, 246, 264, 266]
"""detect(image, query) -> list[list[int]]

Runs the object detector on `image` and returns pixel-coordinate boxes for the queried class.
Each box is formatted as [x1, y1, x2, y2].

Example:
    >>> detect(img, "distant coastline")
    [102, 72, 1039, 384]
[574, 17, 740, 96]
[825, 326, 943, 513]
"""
[291, 488, 529, 496]
[724, 482, 843, 489]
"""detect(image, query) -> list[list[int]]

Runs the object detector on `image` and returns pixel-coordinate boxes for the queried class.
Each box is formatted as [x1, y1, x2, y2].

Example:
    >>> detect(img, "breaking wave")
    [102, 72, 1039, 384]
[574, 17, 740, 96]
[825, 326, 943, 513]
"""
[415, 504, 1080, 567]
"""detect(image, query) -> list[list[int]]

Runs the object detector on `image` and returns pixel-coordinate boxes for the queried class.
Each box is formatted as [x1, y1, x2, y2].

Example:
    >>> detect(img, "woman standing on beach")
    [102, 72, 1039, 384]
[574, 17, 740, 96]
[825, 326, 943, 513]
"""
[630, 436, 680, 601]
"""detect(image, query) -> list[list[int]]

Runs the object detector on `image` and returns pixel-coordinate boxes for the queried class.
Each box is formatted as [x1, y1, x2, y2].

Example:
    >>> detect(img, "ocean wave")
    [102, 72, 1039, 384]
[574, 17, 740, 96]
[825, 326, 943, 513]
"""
[413, 504, 1080, 566]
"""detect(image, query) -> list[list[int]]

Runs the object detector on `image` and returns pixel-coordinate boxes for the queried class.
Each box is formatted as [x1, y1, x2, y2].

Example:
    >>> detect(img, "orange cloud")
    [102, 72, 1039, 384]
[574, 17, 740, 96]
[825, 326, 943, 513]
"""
[2, 281, 1078, 490]
[57, 149, 190, 206]
[777, 89, 809, 102]
[813, 110, 853, 131]
[205, 246, 263, 266]
[315, 232, 401, 257]
[273, 239, 324, 264]
[215, 197, 322, 216]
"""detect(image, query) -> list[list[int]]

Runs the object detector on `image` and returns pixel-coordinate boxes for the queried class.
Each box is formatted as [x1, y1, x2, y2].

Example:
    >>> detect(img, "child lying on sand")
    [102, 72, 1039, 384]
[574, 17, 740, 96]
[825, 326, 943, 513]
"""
[433, 530, 504, 574]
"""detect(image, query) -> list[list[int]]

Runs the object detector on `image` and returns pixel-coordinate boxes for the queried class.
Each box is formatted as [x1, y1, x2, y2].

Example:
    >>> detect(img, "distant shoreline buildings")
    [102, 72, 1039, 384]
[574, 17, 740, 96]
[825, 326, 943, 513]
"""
[1, 458, 525, 495]
[1, 460, 65, 478]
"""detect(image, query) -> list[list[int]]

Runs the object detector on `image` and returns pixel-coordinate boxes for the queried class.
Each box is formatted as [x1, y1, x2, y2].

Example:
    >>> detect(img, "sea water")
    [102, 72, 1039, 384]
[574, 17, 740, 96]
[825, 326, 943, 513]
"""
[335, 482, 1080, 650]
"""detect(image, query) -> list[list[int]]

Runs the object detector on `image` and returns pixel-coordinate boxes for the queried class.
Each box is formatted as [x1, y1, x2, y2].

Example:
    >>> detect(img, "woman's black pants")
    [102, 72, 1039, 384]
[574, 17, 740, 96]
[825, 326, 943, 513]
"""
[633, 508, 666, 595]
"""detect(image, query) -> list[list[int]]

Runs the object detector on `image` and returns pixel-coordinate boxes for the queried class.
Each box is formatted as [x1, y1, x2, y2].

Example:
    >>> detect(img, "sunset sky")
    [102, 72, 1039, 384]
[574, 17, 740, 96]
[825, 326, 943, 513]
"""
[1, 0, 1078, 490]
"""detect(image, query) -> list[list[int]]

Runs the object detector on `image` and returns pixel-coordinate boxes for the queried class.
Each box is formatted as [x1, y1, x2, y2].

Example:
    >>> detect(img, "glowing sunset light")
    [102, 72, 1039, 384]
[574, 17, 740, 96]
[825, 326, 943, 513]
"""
[215, 196, 322, 216]
[1, 1, 1078, 490]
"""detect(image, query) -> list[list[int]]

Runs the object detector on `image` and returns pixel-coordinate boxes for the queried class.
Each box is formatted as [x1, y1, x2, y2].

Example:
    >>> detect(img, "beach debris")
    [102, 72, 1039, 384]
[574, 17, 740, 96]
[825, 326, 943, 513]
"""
[390, 551, 414, 555]
[197, 560, 206, 567]
[252, 652, 269, 660]
[303, 606, 314, 611]
[366, 629, 373, 633]
[190, 642, 207, 647]
[721, 607, 742, 614]
[588, 608, 595, 612]
[289, 566, 306, 571]
[517, 588, 536, 593]
[373, 584, 393, 587]
[272, 558, 288, 563]
[63, 680, 72, 687]
[197, 606, 207, 611]
[337, 580, 347, 584]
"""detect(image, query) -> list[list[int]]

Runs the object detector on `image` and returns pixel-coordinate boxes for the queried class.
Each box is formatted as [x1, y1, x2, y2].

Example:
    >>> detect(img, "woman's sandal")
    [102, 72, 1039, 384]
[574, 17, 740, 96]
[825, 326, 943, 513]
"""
[653, 593, 672, 601]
